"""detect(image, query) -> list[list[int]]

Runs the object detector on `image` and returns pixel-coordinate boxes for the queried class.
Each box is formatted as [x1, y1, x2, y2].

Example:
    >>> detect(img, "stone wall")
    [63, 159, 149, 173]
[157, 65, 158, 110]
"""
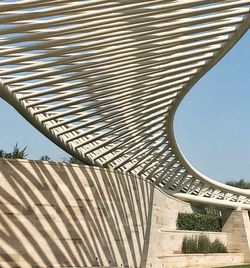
[0, 159, 248, 268]
[0, 159, 193, 267]
[155, 253, 244, 268]
[156, 230, 228, 254]
[222, 209, 250, 262]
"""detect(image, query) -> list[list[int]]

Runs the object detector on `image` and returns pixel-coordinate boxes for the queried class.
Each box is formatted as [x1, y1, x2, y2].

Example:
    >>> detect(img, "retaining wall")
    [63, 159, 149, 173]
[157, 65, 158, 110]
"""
[0, 159, 247, 267]
[0, 159, 193, 267]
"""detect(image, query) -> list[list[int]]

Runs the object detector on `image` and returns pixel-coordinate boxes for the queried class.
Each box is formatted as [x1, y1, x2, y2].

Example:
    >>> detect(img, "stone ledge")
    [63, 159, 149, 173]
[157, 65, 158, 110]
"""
[160, 229, 227, 235]
[153, 253, 244, 268]
[159, 253, 244, 257]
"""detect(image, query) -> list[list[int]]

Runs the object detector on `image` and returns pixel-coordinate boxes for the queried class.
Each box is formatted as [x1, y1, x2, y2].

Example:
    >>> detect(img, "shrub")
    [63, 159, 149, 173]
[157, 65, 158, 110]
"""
[181, 235, 227, 254]
[197, 235, 210, 254]
[182, 236, 198, 253]
[177, 212, 221, 232]
[210, 239, 227, 253]
[66, 156, 83, 164]
[102, 162, 110, 169]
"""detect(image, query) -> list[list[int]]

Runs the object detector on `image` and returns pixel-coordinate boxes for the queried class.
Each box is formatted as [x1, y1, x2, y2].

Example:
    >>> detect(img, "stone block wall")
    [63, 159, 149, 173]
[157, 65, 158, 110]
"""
[222, 209, 250, 261]
[153, 253, 244, 268]
[0, 159, 193, 267]
[156, 230, 228, 254]
[0, 159, 248, 268]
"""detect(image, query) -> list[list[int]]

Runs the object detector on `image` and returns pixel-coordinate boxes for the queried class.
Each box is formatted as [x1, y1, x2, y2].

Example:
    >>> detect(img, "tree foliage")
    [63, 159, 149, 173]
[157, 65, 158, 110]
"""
[182, 235, 227, 254]
[177, 212, 221, 232]
[40, 155, 51, 161]
[225, 178, 250, 189]
[66, 156, 83, 164]
[0, 143, 27, 159]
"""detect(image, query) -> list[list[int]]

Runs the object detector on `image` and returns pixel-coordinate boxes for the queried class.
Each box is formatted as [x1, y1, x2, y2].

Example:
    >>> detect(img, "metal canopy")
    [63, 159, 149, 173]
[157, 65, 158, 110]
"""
[0, 0, 250, 209]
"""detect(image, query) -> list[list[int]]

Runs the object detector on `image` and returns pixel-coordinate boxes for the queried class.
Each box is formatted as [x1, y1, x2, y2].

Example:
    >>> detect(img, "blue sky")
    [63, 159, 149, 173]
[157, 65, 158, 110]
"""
[0, 31, 249, 182]
[175, 30, 250, 182]
[0, 100, 69, 162]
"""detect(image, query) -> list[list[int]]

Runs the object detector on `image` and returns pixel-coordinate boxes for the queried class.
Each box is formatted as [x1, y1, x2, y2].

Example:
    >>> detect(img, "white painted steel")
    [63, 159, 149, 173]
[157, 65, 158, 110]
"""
[0, 0, 250, 209]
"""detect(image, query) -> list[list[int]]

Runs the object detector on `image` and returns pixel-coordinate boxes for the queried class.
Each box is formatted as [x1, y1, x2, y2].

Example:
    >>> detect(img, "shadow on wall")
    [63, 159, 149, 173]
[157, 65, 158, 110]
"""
[0, 159, 155, 267]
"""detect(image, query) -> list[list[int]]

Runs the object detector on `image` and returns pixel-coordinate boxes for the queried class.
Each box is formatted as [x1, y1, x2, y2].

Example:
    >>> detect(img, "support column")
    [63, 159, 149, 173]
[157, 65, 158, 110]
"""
[222, 209, 250, 262]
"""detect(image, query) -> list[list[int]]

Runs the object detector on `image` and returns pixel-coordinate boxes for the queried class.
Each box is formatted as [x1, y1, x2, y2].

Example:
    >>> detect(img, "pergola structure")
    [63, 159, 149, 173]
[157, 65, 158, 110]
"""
[0, 0, 250, 208]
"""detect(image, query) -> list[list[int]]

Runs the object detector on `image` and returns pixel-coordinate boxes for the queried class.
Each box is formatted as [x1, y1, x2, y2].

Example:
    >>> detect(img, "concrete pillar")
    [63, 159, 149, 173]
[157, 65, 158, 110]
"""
[222, 209, 250, 262]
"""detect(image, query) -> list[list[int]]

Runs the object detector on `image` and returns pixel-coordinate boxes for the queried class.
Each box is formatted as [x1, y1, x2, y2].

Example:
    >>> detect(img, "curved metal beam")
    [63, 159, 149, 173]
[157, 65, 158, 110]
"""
[0, 0, 250, 208]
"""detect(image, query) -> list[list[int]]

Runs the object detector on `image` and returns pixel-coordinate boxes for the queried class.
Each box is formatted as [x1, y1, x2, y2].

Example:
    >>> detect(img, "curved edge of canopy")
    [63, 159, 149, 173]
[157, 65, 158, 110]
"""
[165, 11, 250, 202]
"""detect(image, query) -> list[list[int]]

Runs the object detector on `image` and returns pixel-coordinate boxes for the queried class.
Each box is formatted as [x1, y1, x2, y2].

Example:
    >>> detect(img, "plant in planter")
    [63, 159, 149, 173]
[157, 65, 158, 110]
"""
[181, 235, 227, 254]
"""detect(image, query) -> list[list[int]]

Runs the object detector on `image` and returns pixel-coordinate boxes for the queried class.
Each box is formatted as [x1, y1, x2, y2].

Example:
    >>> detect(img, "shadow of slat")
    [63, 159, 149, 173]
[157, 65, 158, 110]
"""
[0, 159, 155, 267]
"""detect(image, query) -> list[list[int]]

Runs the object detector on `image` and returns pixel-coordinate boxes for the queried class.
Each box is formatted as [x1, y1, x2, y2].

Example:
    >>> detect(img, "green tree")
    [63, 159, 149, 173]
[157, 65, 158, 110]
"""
[66, 156, 83, 164]
[11, 143, 27, 159]
[40, 155, 51, 161]
[0, 143, 27, 159]
[0, 150, 5, 158]
[225, 178, 250, 189]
